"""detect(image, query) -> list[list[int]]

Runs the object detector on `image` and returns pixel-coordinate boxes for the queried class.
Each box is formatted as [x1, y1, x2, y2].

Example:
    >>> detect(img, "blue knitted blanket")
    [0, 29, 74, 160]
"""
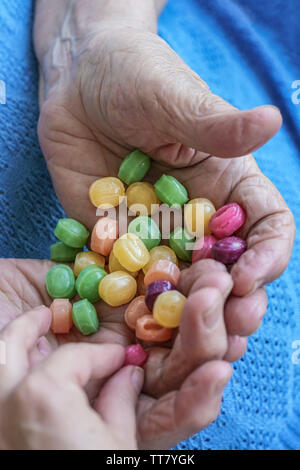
[0, 0, 299, 450]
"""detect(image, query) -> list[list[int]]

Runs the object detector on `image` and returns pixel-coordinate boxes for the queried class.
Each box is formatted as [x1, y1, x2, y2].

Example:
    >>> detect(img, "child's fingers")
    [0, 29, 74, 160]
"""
[35, 343, 125, 388]
[138, 360, 232, 449]
[29, 336, 53, 368]
[94, 365, 144, 448]
[0, 306, 51, 394]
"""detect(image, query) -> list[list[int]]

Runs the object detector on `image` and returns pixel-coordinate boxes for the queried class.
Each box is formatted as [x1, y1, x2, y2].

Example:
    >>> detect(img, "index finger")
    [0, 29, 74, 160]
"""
[34, 343, 125, 387]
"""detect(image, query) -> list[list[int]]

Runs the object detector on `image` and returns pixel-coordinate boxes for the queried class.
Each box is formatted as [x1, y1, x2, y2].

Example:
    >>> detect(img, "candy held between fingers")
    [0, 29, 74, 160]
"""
[108, 251, 138, 277]
[99, 271, 137, 307]
[126, 182, 160, 216]
[113, 233, 150, 272]
[123, 344, 149, 367]
[192, 234, 217, 263]
[145, 280, 176, 311]
[46, 265, 76, 299]
[50, 299, 73, 334]
[72, 299, 99, 336]
[209, 202, 246, 239]
[89, 177, 125, 208]
[74, 251, 105, 277]
[154, 175, 189, 207]
[169, 227, 195, 262]
[124, 295, 151, 330]
[50, 242, 82, 263]
[144, 259, 181, 287]
[118, 150, 151, 185]
[143, 245, 178, 274]
[212, 236, 247, 264]
[54, 218, 90, 248]
[153, 290, 187, 328]
[91, 217, 118, 256]
[185, 198, 216, 237]
[75, 265, 107, 303]
[128, 216, 161, 250]
[136, 314, 173, 342]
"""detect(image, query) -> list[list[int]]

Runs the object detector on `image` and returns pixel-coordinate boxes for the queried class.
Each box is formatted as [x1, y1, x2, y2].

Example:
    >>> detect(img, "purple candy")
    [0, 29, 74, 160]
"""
[212, 236, 247, 265]
[145, 280, 176, 311]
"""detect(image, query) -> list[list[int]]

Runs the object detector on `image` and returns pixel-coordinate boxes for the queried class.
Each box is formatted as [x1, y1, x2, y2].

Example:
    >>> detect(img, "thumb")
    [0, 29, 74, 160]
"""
[146, 46, 282, 162]
[94, 365, 144, 448]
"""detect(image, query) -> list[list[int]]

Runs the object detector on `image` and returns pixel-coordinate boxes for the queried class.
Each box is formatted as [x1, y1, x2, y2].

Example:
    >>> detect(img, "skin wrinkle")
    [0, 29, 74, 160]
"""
[26, 0, 295, 448]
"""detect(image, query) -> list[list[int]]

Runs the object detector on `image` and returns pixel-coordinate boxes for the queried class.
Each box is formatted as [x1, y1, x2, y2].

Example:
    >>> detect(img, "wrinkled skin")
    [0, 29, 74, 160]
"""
[37, 26, 294, 323]
[12, 8, 293, 448]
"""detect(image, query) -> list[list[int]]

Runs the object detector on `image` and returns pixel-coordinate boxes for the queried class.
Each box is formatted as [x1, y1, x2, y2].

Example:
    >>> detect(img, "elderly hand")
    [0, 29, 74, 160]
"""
[0, 258, 232, 448]
[34, 0, 295, 352]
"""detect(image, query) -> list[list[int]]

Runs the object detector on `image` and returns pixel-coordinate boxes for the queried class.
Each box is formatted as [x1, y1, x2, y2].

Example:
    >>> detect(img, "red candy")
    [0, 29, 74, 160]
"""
[212, 236, 247, 264]
[123, 344, 149, 367]
[209, 203, 246, 239]
[192, 234, 217, 263]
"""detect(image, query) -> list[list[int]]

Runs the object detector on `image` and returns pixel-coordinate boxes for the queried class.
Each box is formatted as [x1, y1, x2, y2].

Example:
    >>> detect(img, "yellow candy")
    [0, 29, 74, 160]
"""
[108, 251, 139, 278]
[143, 245, 178, 274]
[99, 271, 137, 307]
[126, 182, 160, 216]
[153, 290, 187, 328]
[113, 233, 150, 272]
[89, 177, 125, 208]
[74, 251, 106, 277]
[184, 198, 216, 237]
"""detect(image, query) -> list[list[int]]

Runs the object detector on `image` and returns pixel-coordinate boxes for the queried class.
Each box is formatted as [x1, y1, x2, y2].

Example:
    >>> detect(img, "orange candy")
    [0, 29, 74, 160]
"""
[124, 296, 151, 330]
[136, 314, 173, 343]
[144, 259, 181, 287]
[91, 217, 118, 256]
[50, 299, 73, 334]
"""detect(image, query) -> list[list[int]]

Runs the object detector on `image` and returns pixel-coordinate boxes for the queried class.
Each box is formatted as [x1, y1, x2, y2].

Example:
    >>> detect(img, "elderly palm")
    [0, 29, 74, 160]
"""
[31, 13, 295, 448]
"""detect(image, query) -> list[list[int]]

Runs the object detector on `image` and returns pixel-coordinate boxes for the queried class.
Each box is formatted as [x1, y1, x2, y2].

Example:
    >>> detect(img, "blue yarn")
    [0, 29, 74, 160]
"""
[0, 0, 299, 450]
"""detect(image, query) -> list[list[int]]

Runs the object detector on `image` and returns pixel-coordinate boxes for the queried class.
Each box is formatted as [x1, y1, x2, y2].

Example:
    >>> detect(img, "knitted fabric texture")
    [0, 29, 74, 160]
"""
[0, 0, 299, 450]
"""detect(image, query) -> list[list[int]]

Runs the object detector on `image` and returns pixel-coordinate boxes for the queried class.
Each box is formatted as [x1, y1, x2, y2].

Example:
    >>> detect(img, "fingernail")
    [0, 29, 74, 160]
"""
[37, 336, 51, 357]
[131, 367, 144, 394]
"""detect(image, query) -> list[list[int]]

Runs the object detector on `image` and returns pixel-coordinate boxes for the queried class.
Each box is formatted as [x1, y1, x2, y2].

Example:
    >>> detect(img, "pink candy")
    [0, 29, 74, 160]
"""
[208, 202, 246, 239]
[123, 344, 149, 367]
[192, 234, 217, 263]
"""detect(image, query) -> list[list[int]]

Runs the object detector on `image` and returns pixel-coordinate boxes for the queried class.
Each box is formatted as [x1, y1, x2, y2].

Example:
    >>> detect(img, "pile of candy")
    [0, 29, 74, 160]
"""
[46, 150, 247, 367]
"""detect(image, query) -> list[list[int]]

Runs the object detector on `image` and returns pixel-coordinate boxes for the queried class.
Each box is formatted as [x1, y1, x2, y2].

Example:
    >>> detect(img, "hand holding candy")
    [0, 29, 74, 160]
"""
[0, 257, 234, 449]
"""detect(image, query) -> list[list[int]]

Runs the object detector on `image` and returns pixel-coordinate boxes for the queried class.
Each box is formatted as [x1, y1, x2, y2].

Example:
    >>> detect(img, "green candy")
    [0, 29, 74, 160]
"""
[72, 299, 99, 336]
[54, 218, 90, 248]
[50, 242, 82, 262]
[128, 216, 161, 250]
[46, 265, 76, 299]
[118, 150, 151, 185]
[75, 265, 107, 303]
[169, 227, 195, 262]
[154, 175, 189, 207]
